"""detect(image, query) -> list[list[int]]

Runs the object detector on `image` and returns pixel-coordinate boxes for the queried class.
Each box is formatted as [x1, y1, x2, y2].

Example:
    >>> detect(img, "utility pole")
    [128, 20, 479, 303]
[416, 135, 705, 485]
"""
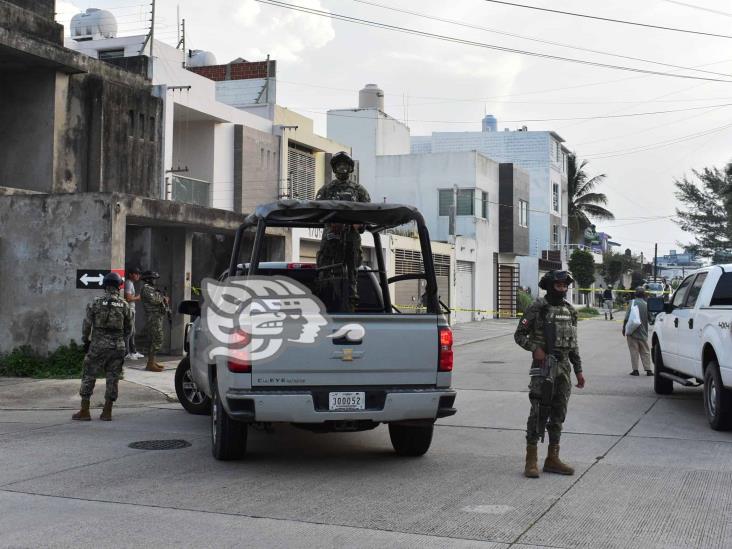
[177, 18, 186, 67]
[139, 0, 156, 79]
[653, 243, 658, 281]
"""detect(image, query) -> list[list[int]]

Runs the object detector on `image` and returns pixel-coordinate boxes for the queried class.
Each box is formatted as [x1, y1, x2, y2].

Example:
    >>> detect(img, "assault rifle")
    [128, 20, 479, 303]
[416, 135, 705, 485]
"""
[530, 317, 557, 442]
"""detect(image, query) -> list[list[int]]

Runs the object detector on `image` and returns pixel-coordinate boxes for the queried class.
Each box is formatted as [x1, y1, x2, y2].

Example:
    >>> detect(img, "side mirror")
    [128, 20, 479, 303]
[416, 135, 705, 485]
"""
[178, 299, 201, 317]
[646, 297, 664, 313]
[663, 303, 675, 314]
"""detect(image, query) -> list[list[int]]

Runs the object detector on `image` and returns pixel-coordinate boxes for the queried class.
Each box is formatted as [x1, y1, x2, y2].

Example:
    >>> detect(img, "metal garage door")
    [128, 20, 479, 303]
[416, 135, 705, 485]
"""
[393, 249, 450, 313]
[456, 260, 474, 323]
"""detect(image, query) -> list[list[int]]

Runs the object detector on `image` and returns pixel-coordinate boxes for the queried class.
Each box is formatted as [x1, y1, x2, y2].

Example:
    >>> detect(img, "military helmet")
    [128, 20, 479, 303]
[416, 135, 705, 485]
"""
[102, 272, 123, 289]
[330, 151, 355, 171]
[539, 270, 575, 290]
[141, 270, 160, 281]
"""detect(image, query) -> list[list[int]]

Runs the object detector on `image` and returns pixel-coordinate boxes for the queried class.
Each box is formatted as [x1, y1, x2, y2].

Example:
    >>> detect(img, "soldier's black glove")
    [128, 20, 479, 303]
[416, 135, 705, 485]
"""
[83, 341, 90, 354]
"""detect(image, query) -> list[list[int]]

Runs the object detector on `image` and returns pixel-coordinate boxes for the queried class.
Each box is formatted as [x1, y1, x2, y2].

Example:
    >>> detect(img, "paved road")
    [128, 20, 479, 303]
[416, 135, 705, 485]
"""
[1, 318, 731, 548]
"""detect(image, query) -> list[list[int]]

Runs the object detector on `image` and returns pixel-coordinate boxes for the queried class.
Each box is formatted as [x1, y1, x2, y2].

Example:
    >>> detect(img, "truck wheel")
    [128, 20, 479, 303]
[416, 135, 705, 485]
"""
[653, 343, 673, 395]
[703, 361, 732, 431]
[211, 381, 248, 460]
[388, 424, 434, 457]
[175, 357, 211, 415]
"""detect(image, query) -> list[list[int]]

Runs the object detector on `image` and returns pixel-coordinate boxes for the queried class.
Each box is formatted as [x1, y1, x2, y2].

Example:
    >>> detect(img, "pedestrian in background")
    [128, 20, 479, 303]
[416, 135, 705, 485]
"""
[662, 278, 672, 303]
[72, 272, 131, 421]
[602, 285, 614, 320]
[124, 266, 144, 360]
[623, 287, 653, 376]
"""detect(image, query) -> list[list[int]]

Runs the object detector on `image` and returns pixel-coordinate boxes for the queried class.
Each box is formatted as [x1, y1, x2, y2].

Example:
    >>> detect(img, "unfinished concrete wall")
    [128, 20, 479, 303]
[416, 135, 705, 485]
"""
[7, 0, 55, 20]
[0, 69, 56, 192]
[239, 125, 280, 214]
[0, 193, 120, 354]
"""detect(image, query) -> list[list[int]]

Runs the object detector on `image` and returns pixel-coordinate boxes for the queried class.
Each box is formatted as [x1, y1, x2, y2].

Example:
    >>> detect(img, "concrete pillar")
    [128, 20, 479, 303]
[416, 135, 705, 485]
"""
[110, 200, 127, 271]
[169, 228, 192, 354]
[234, 124, 244, 213]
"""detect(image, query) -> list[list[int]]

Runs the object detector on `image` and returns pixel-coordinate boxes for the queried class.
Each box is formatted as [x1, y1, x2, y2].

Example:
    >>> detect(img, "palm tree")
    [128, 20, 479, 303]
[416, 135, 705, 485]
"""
[567, 153, 614, 243]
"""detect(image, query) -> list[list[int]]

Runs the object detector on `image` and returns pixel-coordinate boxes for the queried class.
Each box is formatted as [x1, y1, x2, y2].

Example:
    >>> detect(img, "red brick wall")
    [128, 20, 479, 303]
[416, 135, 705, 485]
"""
[188, 61, 272, 82]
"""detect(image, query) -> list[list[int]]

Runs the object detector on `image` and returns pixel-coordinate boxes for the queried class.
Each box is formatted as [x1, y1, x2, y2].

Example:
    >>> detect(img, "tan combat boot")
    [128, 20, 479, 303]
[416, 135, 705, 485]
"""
[145, 355, 163, 372]
[543, 443, 575, 475]
[72, 399, 91, 421]
[524, 444, 539, 478]
[99, 399, 113, 421]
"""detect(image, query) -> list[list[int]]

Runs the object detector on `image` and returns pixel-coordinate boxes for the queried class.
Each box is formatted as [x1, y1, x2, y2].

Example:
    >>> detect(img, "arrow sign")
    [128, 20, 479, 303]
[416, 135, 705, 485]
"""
[76, 269, 125, 290]
[80, 273, 104, 286]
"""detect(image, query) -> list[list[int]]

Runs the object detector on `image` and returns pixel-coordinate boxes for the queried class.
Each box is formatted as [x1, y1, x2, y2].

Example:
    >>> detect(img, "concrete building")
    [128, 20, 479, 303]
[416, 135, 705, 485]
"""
[412, 115, 571, 292]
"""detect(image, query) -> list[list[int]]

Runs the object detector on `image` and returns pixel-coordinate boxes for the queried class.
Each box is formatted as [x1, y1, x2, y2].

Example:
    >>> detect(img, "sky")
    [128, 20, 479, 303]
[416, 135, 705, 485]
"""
[56, 0, 732, 260]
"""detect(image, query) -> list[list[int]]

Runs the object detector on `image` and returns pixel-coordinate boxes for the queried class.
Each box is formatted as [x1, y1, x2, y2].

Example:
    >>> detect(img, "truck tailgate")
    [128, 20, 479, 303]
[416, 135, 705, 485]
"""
[251, 314, 439, 387]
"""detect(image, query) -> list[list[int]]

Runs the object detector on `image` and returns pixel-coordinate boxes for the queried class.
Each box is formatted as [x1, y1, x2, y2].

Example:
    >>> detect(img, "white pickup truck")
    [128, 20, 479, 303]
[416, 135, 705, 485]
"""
[649, 264, 732, 430]
[177, 200, 457, 460]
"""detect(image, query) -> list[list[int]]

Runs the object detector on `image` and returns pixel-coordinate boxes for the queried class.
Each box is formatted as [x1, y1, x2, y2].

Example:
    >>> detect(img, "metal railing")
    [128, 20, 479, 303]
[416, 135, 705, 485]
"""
[171, 175, 211, 207]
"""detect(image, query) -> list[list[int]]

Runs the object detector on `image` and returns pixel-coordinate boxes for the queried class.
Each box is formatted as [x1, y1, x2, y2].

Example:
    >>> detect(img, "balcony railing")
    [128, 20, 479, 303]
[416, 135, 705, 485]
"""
[171, 175, 211, 208]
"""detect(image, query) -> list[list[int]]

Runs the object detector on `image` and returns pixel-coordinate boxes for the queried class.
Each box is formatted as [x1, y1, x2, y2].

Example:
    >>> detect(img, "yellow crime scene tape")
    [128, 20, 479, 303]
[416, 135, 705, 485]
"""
[577, 288, 672, 294]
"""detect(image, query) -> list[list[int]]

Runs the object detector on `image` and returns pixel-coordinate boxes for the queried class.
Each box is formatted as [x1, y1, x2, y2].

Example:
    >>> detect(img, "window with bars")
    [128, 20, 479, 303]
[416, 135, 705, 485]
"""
[552, 183, 560, 214]
[552, 224, 559, 247]
[438, 189, 475, 216]
[288, 146, 316, 200]
[519, 200, 528, 227]
[481, 191, 488, 219]
[394, 249, 450, 276]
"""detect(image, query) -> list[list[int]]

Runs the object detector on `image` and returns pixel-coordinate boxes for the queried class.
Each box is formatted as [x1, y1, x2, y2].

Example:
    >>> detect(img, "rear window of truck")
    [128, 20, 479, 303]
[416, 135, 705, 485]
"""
[710, 272, 732, 306]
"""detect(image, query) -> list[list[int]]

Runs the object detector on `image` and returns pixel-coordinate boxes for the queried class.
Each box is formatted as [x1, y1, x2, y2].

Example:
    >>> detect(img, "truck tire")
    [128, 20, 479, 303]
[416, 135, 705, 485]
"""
[175, 357, 211, 415]
[211, 381, 248, 460]
[703, 361, 732, 431]
[388, 424, 434, 457]
[653, 343, 673, 395]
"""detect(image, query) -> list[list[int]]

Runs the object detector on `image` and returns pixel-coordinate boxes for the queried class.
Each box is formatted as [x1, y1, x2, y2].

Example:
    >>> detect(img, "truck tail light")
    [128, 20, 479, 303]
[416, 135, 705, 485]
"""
[438, 327, 453, 372]
[227, 330, 251, 373]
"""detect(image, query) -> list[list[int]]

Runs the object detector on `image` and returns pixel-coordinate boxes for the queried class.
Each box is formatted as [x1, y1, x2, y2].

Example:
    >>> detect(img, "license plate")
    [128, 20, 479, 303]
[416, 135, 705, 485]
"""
[328, 392, 365, 411]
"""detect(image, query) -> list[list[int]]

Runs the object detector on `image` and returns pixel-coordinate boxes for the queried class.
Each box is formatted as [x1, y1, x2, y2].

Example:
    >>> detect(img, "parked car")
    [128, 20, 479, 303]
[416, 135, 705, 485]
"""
[644, 282, 664, 299]
[177, 200, 457, 460]
[649, 265, 732, 430]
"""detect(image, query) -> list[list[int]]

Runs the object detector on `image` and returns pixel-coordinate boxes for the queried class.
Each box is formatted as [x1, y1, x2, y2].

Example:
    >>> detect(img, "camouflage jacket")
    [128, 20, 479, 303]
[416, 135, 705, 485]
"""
[316, 179, 371, 242]
[514, 297, 582, 374]
[82, 289, 132, 350]
[141, 283, 168, 317]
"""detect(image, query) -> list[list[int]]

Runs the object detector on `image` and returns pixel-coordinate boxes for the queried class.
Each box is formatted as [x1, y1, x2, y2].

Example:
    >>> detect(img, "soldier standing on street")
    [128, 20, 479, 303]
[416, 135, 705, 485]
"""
[72, 272, 131, 422]
[140, 270, 169, 373]
[315, 151, 371, 311]
[514, 270, 586, 478]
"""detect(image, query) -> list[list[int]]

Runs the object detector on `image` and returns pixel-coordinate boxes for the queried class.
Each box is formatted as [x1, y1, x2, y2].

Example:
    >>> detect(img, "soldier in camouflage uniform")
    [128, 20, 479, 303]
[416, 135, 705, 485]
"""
[72, 272, 132, 422]
[140, 270, 168, 372]
[514, 270, 586, 478]
[315, 151, 371, 311]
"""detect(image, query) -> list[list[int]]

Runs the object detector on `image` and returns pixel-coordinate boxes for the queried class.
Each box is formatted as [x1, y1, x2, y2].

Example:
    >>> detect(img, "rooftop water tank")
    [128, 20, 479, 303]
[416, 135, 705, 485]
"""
[359, 84, 384, 110]
[482, 114, 497, 132]
[187, 50, 218, 67]
[70, 8, 117, 41]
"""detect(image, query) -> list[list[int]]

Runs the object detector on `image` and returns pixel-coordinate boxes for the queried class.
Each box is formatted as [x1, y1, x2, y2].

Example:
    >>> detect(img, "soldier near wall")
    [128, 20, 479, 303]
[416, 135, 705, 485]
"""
[514, 270, 586, 478]
[315, 151, 371, 311]
[140, 270, 169, 373]
[72, 272, 131, 422]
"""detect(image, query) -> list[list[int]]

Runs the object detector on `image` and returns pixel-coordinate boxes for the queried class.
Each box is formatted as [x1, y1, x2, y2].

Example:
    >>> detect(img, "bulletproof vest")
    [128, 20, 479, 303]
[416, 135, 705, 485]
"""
[322, 181, 360, 201]
[544, 303, 577, 350]
[93, 295, 126, 332]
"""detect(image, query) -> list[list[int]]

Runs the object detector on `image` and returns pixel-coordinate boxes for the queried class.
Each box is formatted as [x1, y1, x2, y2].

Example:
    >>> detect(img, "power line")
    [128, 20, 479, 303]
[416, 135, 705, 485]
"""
[481, 0, 732, 39]
[661, 0, 732, 17]
[254, 0, 732, 83]
[349, 0, 732, 78]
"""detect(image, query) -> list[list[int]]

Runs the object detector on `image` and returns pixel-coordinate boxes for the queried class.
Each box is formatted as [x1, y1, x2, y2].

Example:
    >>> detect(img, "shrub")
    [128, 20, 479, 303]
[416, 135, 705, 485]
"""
[517, 288, 533, 314]
[577, 307, 599, 316]
[0, 342, 85, 378]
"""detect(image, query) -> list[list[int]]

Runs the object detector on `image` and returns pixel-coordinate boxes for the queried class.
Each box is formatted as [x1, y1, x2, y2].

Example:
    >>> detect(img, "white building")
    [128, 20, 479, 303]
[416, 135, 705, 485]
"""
[412, 117, 570, 292]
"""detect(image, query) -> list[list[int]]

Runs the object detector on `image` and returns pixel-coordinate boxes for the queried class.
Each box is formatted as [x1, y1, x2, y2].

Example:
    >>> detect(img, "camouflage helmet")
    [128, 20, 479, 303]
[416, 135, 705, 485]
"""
[102, 272, 123, 289]
[141, 270, 160, 282]
[539, 270, 575, 290]
[330, 151, 355, 171]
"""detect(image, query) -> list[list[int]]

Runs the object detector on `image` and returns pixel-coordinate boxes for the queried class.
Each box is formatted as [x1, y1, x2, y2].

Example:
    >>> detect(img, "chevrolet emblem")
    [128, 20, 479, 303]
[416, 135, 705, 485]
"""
[342, 349, 354, 361]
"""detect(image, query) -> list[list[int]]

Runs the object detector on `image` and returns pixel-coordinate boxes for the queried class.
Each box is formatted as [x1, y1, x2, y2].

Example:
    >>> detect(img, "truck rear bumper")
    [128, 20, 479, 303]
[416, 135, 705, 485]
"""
[223, 388, 457, 423]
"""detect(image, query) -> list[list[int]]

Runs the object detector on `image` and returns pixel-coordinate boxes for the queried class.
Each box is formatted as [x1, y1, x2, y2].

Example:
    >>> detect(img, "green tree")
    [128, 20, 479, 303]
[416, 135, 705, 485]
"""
[569, 249, 596, 300]
[674, 164, 732, 257]
[567, 153, 615, 243]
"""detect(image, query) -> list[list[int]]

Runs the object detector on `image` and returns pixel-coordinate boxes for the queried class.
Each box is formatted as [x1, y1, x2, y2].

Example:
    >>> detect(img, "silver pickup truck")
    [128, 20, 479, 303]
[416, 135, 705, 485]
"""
[177, 200, 457, 460]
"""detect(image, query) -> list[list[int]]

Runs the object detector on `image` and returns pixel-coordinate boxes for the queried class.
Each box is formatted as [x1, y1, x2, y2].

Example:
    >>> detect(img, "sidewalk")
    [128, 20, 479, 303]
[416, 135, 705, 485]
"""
[123, 355, 182, 402]
[451, 319, 517, 347]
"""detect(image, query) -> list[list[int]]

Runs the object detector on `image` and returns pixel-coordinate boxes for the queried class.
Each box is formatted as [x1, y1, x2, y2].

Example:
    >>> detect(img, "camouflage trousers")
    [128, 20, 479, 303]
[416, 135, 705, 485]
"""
[79, 347, 125, 402]
[145, 314, 164, 354]
[526, 360, 572, 445]
[317, 239, 362, 310]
